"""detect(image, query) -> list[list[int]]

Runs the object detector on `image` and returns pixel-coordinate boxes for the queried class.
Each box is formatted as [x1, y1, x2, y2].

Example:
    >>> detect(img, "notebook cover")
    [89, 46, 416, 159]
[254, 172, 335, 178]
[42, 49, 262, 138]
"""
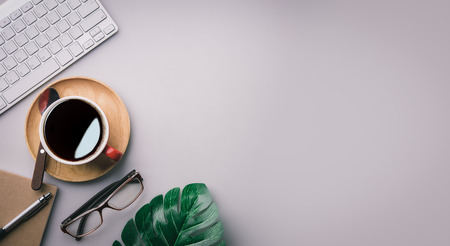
[0, 170, 58, 246]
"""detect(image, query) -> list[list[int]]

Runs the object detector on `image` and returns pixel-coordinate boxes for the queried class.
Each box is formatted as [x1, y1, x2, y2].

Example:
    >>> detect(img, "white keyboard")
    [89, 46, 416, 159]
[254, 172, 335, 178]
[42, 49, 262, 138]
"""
[0, 0, 118, 115]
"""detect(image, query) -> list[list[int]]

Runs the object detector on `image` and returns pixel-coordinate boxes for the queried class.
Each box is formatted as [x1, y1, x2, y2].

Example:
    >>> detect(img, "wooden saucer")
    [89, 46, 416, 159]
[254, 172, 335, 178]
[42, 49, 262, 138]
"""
[25, 77, 130, 182]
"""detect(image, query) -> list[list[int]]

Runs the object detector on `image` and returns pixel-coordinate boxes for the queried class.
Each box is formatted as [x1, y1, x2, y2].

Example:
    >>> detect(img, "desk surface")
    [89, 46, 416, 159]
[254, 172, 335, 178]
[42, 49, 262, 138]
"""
[1, 0, 450, 245]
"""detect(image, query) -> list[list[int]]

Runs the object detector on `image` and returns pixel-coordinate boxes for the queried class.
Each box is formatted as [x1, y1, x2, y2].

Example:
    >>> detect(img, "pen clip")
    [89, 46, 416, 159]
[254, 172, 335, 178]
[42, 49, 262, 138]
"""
[24, 203, 45, 221]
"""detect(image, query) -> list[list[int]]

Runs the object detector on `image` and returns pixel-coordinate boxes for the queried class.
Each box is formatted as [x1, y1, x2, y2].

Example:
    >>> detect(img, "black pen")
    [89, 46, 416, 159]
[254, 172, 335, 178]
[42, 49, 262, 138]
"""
[0, 192, 52, 240]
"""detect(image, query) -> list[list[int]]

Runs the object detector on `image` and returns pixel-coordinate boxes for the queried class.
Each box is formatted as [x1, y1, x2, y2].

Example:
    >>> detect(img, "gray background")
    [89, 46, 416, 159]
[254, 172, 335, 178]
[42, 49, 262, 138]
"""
[1, 0, 450, 245]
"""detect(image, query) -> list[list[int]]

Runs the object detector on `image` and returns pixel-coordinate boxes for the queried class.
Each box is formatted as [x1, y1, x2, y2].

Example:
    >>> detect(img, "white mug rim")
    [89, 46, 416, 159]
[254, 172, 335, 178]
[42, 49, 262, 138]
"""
[38, 96, 110, 165]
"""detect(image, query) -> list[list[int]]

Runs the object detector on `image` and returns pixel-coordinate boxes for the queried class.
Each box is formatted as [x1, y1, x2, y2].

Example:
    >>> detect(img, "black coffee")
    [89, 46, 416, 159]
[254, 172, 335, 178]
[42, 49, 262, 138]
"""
[44, 99, 103, 161]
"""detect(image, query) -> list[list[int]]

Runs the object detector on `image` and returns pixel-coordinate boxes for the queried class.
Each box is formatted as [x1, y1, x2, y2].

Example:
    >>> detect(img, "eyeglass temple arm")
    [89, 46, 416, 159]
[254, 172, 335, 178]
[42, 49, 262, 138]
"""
[62, 170, 138, 226]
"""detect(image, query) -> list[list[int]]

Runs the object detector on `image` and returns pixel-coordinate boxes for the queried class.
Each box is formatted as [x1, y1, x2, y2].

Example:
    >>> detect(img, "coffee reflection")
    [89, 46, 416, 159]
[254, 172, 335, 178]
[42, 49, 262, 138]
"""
[74, 118, 101, 159]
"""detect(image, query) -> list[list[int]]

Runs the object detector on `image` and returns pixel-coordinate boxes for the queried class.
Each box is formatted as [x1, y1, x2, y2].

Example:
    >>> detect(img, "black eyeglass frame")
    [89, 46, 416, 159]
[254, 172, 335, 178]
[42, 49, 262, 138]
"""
[60, 170, 144, 239]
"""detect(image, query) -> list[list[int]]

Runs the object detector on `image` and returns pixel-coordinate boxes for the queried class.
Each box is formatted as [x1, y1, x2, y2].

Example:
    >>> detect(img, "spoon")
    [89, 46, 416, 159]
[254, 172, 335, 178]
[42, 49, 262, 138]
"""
[31, 88, 60, 190]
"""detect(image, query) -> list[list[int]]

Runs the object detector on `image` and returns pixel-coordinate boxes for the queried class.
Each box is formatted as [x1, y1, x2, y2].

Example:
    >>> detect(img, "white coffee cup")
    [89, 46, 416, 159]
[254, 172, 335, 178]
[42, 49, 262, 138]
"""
[39, 96, 122, 165]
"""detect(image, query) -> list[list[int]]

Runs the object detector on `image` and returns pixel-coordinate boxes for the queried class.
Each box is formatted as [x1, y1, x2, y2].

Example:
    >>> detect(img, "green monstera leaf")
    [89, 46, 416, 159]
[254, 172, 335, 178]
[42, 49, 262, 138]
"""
[113, 183, 225, 246]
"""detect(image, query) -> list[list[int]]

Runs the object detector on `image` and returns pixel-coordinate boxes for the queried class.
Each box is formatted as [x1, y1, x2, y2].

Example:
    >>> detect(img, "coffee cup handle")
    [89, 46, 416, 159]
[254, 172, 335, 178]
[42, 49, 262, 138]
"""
[103, 144, 123, 161]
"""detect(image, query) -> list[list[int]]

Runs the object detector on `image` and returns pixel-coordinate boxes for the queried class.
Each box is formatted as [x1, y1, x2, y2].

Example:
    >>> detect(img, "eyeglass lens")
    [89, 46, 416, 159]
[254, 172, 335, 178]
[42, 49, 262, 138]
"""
[109, 177, 143, 209]
[66, 210, 102, 237]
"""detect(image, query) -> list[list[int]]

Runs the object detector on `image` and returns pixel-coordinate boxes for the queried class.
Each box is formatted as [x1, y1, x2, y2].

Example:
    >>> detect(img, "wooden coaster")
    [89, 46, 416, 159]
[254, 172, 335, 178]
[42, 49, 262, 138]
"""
[25, 77, 131, 182]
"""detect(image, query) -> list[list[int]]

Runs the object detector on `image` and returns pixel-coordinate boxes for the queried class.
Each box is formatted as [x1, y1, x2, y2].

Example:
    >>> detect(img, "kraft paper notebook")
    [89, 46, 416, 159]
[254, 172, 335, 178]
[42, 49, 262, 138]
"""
[0, 170, 58, 246]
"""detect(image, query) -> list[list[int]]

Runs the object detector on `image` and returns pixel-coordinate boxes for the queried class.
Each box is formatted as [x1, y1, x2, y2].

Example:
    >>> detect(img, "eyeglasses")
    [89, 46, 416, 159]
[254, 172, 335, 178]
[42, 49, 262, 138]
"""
[60, 170, 144, 240]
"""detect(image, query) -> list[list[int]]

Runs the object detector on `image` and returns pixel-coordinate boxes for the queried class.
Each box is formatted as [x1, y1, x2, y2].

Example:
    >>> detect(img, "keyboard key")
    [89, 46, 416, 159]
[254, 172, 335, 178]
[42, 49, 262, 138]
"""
[89, 26, 100, 37]
[0, 36, 4, 45]
[93, 32, 104, 42]
[67, 12, 80, 25]
[35, 34, 49, 47]
[5, 71, 20, 84]
[34, 5, 48, 18]
[3, 57, 17, 70]
[1, 26, 16, 40]
[16, 63, 31, 77]
[12, 19, 27, 33]
[27, 55, 41, 69]
[37, 48, 51, 61]
[16, 50, 30, 64]
[0, 49, 6, 61]
[47, 26, 60, 40]
[0, 65, 6, 76]
[57, 3, 71, 17]
[59, 33, 72, 46]
[78, 0, 98, 18]
[46, 11, 60, 25]
[44, 0, 59, 11]
[14, 49, 28, 63]
[103, 24, 115, 35]
[23, 11, 37, 25]
[3, 59, 59, 103]
[56, 19, 70, 33]
[4, 41, 18, 54]
[69, 42, 83, 56]
[21, 2, 34, 13]
[14, 33, 29, 47]
[36, 18, 50, 32]
[68, 0, 81, 10]
[32, 0, 44, 4]
[0, 17, 11, 28]
[80, 9, 106, 32]
[25, 25, 40, 39]
[82, 38, 93, 49]
[10, 10, 23, 21]
[25, 41, 39, 55]
[48, 41, 62, 54]
[55, 49, 72, 65]
[0, 78, 8, 91]
[69, 26, 82, 39]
